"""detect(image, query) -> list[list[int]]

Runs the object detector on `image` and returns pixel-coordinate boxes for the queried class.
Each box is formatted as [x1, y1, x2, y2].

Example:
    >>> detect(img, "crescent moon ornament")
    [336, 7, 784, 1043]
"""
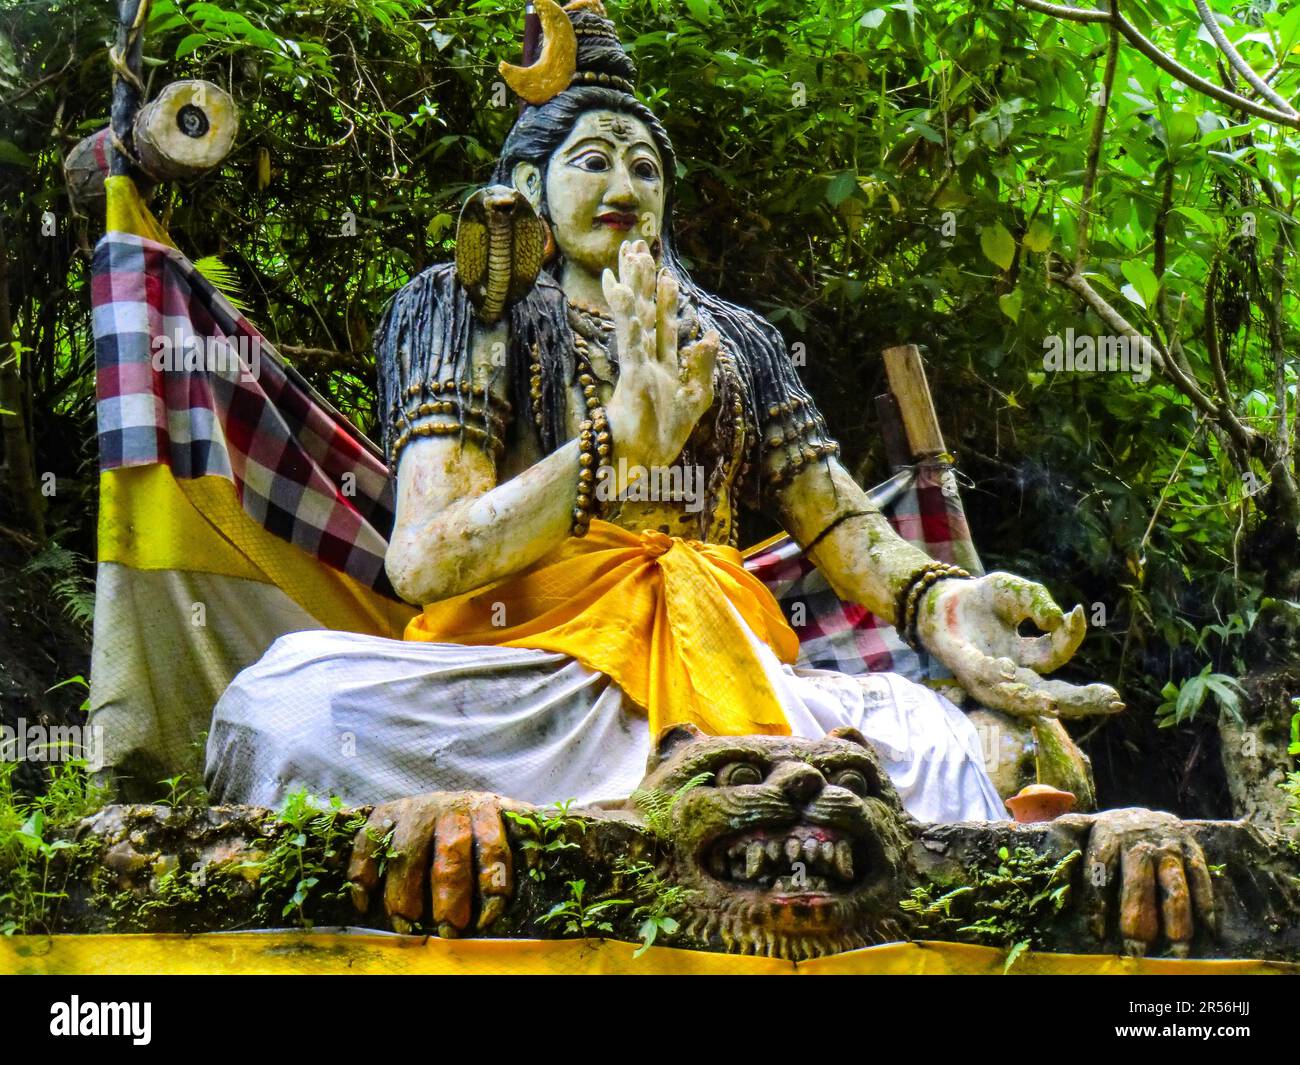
[498, 0, 578, 105]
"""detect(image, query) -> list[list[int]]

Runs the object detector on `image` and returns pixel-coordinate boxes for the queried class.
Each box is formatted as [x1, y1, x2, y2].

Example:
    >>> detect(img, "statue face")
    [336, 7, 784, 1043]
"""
[533, 109, 665, 277]
[635, 725, 917, 960]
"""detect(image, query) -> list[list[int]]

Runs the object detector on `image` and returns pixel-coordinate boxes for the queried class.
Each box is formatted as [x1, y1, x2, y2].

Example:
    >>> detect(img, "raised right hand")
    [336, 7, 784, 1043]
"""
[602, 239, 719, 470]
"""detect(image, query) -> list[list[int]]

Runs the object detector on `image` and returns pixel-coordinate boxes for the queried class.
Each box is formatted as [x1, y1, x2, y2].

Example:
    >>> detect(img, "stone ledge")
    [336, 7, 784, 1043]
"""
[35, 803, 1300, 962]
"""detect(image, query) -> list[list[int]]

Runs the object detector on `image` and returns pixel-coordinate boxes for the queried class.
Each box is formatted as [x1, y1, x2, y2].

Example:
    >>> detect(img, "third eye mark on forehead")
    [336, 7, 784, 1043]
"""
[597, 114, 635, 140]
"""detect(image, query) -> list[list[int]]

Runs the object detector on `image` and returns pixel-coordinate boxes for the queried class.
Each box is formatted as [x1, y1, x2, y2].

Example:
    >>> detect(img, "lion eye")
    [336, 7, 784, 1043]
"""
[717, 762, 763, 787]
[831, 769, 870, 796]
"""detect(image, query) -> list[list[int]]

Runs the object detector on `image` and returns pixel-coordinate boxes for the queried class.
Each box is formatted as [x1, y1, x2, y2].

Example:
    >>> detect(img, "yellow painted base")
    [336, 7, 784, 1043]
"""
[2, 934, 1294, 976]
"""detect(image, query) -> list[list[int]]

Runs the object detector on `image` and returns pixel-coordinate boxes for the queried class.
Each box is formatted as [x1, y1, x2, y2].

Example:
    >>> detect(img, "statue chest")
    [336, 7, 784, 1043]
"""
[506, 316, 749, 546]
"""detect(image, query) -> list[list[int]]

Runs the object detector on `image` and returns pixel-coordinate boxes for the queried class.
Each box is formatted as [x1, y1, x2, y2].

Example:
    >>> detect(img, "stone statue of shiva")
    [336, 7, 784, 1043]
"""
[204, 0, 1145, 935]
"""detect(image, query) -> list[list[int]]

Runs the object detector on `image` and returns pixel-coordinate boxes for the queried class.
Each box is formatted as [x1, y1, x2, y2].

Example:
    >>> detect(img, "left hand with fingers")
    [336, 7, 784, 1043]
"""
[916, 570, 1127, 720]
[1066, 807, 1219, 957]
[347, 790, 526, 938]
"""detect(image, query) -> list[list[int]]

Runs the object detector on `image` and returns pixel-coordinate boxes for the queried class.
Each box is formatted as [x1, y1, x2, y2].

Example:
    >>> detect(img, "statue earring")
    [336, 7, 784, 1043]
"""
[541, 217, 558, 265]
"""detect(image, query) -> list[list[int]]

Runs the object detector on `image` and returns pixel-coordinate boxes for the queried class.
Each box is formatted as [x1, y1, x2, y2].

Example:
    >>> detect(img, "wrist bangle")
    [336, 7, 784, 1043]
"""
[895, 562, 972, 652]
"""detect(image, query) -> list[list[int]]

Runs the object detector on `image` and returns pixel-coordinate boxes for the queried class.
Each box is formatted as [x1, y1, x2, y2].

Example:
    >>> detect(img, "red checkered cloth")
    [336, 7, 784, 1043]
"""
[93, 232, 398, 596]
[742, 462, 985, 684]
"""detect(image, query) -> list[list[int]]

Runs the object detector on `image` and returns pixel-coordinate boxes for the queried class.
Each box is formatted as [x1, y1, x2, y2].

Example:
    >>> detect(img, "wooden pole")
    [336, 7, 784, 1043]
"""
[109, 0, 151, 179]
[882, 344, 948, 460]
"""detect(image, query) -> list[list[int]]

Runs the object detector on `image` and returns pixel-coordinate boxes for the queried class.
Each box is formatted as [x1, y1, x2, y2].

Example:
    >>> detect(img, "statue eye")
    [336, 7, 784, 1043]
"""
[632, 158, 659, 181]
[717, 762, 764, 787]
[830, 769, 870, 796]
[570, 150, 610, 172]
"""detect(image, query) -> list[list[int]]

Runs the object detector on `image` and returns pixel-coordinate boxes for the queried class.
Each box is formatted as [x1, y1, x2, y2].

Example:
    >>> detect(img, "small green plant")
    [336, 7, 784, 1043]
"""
[243, 791, 367, 927]
[45, 674, 90, 714]
[1156, 664, 1247, 728]
[1281, 703, 1300, 831]
[22, 543, 95, 632]
[537, 878, 632, 938]
[156, 774, 202, 809]
[0, 758, 108, 935]
[902, 846, 1080, 972]
[504, 799, 585, 882]
[613, 856, 698, 957]
[631, 771, 711, 840]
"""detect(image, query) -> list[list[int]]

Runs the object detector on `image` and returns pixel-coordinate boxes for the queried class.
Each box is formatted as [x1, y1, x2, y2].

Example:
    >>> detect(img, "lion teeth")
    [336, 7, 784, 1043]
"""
[708, 831, 861, 887]
[834, 840, 854, 880]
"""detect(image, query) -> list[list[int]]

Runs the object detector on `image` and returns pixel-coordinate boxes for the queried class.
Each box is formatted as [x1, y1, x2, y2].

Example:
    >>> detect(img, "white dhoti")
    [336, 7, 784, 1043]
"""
[205, 615, 1007, 824]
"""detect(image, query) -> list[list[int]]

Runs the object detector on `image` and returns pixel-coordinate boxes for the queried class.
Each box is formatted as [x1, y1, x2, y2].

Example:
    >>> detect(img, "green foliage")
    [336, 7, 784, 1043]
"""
[0, 758, 108, 935]
[192, 255, 251, 313]
[22, 544, 95, 632]
[1157, 663, 1248, 728]
[1283, 703, 1300, 829]
[631, 771, 711, 839]
[613, 855, 697, 957]
[503, 799, 584, 883]
[243, 790, 367, 926]
[902, 845, 1080, 971]
[537, 877, 633, 938]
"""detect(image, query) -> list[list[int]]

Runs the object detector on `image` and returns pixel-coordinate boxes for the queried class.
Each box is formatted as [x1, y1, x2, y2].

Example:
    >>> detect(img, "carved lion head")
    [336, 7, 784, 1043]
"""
[634, 724, 917, 960]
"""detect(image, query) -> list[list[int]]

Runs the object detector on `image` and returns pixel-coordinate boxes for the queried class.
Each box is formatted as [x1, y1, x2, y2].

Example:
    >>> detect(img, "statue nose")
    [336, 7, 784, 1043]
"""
[777, 763, 825, 804]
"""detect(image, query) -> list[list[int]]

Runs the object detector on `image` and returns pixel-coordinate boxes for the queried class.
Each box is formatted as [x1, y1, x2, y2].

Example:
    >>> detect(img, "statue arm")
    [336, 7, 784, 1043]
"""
[383, 310, 587, 605]
[772, 455, 931, 625]
[385, 428, 582, 606]
[769, 451, 1123, 720]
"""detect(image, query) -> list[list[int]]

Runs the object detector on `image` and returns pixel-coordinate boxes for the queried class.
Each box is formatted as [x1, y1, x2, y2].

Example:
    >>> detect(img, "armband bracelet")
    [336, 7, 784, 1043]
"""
[801, 508, 880, 556]
[895, 562, 972, 652]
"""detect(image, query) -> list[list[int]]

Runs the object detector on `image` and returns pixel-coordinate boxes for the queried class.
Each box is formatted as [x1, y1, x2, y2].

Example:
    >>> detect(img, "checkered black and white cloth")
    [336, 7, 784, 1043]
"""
[93, 232, 397, 595]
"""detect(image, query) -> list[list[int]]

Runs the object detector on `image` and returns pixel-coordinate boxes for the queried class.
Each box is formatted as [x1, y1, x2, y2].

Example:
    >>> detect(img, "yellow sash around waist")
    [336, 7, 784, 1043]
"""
[404, 519, 798, 737]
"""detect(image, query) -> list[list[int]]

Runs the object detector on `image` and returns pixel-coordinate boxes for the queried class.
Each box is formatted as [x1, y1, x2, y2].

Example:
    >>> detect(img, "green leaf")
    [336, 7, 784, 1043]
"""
[998, 289, 1022, 322]
[1023, 220, 1052, 253]
[979, 222, 1015, 271]
[1171, 205, 1219, 234]
[1121, 260, 1160, 308]
[175, 33, 209, 59]
[0, 140, 33, 168]
[825, 171, 857, 208]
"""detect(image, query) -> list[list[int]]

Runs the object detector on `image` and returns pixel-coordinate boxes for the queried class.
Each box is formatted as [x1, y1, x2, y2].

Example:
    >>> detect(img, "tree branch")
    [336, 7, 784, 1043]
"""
[1192, 0, 1297, 116]
[1049, 265, 1262, 459]
[1012, 0, 1300, 127]
[1077, 15, 1120, 267]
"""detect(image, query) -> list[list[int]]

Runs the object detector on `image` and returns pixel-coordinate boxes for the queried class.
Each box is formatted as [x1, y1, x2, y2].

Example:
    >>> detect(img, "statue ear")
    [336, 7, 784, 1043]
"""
[827, 726, 870, 749]
[645, 722, 706, 772]
[512, 161, 543, 210]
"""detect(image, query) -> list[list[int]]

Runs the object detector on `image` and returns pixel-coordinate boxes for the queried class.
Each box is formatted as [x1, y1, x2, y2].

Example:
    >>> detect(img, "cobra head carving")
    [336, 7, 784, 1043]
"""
[455, 184, 546, 325]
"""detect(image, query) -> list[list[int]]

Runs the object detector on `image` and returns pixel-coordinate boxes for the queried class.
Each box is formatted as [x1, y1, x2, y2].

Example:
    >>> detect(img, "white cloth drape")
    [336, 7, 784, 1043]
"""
[206, 610, 1007, 823]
